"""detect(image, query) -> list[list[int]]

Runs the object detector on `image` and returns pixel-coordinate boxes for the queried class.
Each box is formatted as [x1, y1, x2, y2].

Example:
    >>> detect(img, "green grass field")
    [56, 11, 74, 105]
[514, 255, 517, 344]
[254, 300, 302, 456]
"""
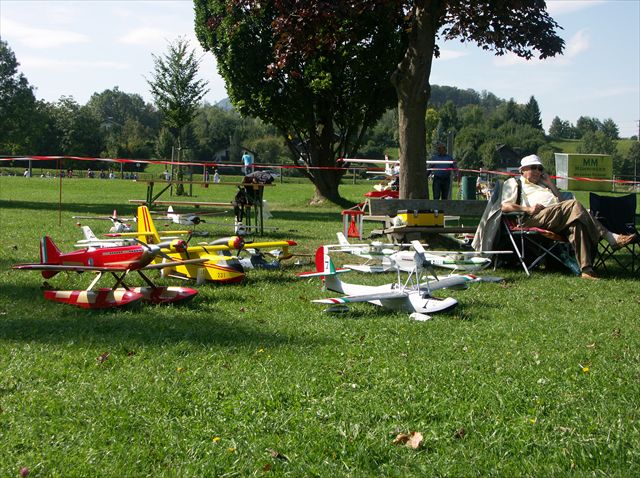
[1, 176, 639, 477]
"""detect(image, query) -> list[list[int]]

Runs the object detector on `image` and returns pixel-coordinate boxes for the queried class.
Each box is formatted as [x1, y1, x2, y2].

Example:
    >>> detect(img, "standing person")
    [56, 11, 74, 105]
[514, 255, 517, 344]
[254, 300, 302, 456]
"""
[213, 168, 220, 184]
[242, 151, 254, 175]
[430, 143, 457, 200]
[501, 154, 637, 279]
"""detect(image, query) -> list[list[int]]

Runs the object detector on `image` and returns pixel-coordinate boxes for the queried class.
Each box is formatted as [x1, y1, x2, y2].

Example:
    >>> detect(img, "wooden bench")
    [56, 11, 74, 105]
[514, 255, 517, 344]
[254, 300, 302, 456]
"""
[366, 198, 488, 242]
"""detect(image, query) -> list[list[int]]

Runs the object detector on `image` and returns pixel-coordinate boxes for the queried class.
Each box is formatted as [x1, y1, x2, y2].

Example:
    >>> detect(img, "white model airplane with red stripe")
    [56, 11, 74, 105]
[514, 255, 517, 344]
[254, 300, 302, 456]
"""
[299, 241, 482, 321]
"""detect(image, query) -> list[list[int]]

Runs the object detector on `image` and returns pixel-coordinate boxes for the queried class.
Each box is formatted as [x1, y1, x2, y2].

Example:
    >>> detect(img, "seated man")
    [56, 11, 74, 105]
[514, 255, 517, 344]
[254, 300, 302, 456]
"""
[501, 154, 637, 279]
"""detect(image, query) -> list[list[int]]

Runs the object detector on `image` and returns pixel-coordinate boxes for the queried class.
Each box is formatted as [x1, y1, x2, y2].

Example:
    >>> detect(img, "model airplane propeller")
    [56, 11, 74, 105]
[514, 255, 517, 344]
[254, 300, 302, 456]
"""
[299, 241, 484, 321]
[12, 236, 206, 309]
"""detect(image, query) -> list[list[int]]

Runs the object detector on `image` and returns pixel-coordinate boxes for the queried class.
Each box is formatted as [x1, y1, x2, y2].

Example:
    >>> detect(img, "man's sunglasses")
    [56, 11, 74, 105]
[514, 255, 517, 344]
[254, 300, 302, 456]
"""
[526, 165, 544, 172]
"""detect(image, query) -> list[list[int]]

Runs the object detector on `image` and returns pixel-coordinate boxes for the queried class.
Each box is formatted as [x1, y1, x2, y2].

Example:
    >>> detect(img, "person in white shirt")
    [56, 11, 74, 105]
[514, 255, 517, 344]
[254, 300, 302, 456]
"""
[501, 154, 636, 279]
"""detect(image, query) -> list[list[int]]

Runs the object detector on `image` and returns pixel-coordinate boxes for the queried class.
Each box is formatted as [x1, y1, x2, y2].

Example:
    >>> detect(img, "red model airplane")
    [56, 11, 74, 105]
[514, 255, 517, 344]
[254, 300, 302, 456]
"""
[12, 236, 205, 309]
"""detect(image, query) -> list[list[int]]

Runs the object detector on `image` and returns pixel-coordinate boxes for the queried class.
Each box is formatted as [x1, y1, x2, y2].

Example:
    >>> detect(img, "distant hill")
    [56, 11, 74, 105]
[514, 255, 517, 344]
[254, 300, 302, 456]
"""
[215, 97, 234, 111]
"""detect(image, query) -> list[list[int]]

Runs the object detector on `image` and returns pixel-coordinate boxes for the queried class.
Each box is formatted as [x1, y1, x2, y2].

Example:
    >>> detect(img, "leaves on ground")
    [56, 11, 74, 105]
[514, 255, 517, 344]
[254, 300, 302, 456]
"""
[392, 431, 423, 449]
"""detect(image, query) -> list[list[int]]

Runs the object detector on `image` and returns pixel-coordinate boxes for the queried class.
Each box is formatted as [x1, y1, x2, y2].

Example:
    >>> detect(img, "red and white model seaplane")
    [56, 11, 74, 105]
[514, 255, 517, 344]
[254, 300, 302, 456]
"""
[12, 236, 205, 309]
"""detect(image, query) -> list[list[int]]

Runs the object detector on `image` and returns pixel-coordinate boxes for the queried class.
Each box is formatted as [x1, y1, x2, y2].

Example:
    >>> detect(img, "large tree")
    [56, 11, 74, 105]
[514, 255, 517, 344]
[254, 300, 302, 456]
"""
[196, 1, 564, 200]
[195, 1, 405, 204]
[0, 39, 38, 154]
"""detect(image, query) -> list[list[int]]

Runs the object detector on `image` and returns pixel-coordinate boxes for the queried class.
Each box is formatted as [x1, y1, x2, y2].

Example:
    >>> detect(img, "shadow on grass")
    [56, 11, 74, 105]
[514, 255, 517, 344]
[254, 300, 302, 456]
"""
[0, 285, 333, 350]
[0, 199, 138, 216]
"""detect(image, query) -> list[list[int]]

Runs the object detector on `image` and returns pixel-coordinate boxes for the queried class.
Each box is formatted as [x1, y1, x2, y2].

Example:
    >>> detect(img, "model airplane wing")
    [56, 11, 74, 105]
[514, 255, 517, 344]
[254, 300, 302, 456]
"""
[105, 230, 192, 237]
[13, 263, 134, 273]
[13, 257, 207, 273]
[312, 290, 408, 304]
[144, 258, 207, 270]
[343, 264, 394, 273]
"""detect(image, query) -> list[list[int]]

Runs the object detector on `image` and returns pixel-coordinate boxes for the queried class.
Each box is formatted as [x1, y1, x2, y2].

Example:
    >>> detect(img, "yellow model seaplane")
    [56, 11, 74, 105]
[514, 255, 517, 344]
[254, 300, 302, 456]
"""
[118, 206, 297, 284]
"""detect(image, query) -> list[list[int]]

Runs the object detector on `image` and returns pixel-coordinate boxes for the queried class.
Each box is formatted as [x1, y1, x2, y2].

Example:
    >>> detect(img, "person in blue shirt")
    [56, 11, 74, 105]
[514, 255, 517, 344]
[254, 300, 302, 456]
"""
[242, 151, 254, 175]
[430, 143, 457, 200]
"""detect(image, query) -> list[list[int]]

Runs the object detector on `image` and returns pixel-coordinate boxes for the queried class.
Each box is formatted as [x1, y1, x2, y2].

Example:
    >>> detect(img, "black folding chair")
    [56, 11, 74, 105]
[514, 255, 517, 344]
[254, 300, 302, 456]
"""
[589, 193, 639, 273]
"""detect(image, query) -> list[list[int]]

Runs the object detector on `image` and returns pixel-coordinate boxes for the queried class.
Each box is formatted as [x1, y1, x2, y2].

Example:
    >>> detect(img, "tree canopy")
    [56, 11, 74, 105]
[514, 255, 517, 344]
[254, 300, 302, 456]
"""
[0, 39, 37, 154]
[194, 0, 406, 204]
[147, 37, 209, 147]
[196, 0, 564, 201]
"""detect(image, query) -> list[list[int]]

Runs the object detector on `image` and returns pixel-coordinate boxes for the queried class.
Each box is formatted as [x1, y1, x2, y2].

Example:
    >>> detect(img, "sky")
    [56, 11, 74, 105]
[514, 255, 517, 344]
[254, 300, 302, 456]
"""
[1, 0, 639, 138]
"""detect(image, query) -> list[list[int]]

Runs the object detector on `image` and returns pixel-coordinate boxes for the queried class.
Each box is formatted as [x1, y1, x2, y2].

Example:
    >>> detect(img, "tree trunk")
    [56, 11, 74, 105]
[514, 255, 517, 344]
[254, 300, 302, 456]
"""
[286, 104, 352, 208]
[392, 1, 441, 200]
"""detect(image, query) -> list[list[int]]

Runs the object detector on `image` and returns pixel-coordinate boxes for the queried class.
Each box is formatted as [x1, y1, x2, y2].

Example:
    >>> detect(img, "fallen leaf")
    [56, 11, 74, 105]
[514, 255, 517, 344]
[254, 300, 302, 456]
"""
[239, 307, 246, 312]
[262, 463, 272, 472]
[96, 352, 110, 364]
[393, 431, 423, 449]
[266, 448, 289, 461]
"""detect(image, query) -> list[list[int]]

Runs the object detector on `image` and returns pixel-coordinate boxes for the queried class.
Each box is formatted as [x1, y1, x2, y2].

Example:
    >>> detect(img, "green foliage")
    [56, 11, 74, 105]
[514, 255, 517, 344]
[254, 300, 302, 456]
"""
[521, 96, 543, 131]
[194, 0, 405, 203]
[0, 39, 38, 154]
[147, 37, 209, 146]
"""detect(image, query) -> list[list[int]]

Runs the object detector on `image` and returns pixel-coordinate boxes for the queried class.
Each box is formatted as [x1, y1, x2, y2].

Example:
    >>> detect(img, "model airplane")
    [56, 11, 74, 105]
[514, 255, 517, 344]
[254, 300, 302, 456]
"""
[135, 206, 297, 283]
[158, 206, 228, 226]
[333, 233, 507, 273]
[299, 241, 482, 321]
[12, 237, 206, 308]
[74, 225, 187, 249]
[72, 210, 135, 233]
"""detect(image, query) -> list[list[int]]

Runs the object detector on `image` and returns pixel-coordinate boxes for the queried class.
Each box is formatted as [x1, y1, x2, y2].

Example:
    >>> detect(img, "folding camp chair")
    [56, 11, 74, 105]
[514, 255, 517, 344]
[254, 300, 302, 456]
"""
[589, 193, 639, 273]
[500, 212, 580, 276]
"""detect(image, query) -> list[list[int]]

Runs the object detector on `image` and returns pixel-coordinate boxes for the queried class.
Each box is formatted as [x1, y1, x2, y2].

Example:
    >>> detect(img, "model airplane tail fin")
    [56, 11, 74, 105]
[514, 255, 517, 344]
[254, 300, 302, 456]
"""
[81, 225, 98, 241]
[298, 247, 349, 295]
[40, 236, 62, 278]
[137, 206, 160, 244]
[336, 232, 350, 246]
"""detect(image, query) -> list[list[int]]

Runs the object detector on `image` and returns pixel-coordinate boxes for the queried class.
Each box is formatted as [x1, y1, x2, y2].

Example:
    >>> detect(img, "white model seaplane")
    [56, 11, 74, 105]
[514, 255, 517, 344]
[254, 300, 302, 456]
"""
[72, 210, 135, 233]
[299, 241, 483, 321]
[159, 206, 228, 226]
[333, 233, 509, 274]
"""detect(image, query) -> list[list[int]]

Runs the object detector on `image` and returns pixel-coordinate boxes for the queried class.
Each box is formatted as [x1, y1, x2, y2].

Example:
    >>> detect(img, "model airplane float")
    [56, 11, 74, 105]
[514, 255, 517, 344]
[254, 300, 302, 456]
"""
[12, 237, 206, 308]
[130, 206, 297, 284]
[299, 241, 483, 321]
[333, 233, 509, 274]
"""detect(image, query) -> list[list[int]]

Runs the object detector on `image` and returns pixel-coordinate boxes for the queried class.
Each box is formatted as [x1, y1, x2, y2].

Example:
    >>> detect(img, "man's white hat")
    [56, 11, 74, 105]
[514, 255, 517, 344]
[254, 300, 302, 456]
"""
[520, 154, 543, 171]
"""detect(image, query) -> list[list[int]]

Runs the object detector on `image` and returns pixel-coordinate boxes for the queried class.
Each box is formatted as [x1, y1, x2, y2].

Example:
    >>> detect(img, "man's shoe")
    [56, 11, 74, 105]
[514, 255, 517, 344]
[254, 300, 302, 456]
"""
[613, 233, 638, 249]
[580, 270, 599, 280]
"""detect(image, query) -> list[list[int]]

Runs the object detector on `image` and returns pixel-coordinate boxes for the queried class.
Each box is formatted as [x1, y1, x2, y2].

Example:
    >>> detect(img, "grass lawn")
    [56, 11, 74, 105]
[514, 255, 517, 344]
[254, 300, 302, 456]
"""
[0, 176, 639, 477]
